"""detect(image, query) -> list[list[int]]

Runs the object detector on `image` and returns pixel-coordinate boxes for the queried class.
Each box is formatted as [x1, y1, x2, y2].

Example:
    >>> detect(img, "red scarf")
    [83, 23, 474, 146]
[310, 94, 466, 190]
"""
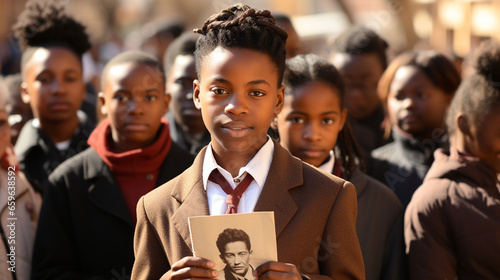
[88, 118, 172, 222]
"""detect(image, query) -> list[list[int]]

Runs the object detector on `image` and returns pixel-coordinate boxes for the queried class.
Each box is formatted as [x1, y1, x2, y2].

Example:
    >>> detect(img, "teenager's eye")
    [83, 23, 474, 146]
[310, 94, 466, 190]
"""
[250, 91, 265, 97]
[114, 95, 130, 102]
[415, 90, 429, 99]
[176, 78, 192, 88]
[322, 118, 334, 125]
[289, 117, 304, 124]
[145, 95, 158, 101]
[65, 75, 77, 83]
[393, 92, 405, 101]
[37, 74, 52, 84]
[212, 88, 228, 95]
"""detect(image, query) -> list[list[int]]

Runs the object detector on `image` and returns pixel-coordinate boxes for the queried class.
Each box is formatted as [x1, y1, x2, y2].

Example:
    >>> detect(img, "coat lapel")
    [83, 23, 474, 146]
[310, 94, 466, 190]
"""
[168, 142, 303, 245]
[254, 141, 301, 238]
[85, 150, 134, 228]
[171, 149, 210, 250]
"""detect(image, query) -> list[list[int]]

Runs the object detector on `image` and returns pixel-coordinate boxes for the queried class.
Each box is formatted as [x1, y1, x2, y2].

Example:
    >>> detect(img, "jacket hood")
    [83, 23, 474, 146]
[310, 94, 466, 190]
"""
[425, 148, 498, 189]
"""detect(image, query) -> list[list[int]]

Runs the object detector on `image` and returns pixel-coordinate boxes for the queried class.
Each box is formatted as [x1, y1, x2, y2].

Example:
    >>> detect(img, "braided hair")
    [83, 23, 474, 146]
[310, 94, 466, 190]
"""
[193, 3, 287, 85]
[283, 54, 366, 177]
[12, 0, 91, 72]
[447, 40, 500, 138]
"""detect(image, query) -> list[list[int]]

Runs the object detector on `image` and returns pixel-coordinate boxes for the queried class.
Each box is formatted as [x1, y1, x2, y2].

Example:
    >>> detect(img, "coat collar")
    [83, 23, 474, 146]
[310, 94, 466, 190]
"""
[170, 139, 302, 249]
[84, 143, 193, 230]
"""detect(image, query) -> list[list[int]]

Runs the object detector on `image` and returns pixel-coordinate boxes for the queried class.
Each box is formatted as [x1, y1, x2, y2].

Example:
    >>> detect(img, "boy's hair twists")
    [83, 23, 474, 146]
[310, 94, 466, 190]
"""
[193, 4, 287, 84]
[13, 0, 90, 55]
[12, 0, 91, 74]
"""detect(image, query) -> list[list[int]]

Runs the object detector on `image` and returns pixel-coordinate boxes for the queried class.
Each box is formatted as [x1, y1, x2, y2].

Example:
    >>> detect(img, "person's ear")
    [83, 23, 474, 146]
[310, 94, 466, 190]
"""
[274, 85, 285, 116]
[457, 114, 470, 136]
[98, 92, 107, 116]
[163, 93, 171, 115]
[270, 116, 278, 130]
[193, 79, 202, 110]
[20, 82, 30, 104]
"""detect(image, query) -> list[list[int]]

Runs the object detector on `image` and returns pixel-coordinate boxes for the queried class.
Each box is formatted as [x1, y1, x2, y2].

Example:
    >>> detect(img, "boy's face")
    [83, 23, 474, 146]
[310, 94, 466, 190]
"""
[277, 81, 347, 167]
[388, 66, 452, 139]
[193, 47, 284, 154]
[220, 241, 252, 276]
[330, 53, 383, 120]
[166, 55, 205, 134]
[100, 62, 169, 152]
[21, 47, 86, 122]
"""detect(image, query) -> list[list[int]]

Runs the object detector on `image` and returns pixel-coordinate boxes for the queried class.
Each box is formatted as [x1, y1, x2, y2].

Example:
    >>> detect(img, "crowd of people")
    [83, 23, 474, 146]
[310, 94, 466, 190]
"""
[0, 0, 499, 280]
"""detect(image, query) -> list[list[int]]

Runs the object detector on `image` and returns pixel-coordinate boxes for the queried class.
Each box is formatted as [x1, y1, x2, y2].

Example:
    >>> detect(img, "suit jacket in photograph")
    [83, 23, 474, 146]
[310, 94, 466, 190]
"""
[132, 140, 365, 280]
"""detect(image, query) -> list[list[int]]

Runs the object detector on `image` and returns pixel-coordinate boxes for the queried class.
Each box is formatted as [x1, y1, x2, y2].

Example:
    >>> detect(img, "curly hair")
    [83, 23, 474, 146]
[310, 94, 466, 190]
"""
[282, 54, 366, 177]
[193, 3, 287, 84]
[447, 40, 500, 137]
[216, 228, 251, 255]
[12, 0, 91, 69]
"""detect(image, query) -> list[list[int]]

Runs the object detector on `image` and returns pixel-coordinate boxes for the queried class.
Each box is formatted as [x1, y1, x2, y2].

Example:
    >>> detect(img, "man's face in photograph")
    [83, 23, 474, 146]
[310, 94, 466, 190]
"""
[221, 241, 252, 276]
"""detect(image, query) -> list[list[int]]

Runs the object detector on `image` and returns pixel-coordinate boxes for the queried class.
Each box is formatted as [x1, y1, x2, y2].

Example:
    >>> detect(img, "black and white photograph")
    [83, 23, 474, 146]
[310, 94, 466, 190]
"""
[189, 212, 277, 280]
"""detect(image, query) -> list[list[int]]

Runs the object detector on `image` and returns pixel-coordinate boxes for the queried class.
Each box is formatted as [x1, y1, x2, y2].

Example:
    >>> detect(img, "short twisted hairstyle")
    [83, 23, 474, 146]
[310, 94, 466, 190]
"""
[13, 0, 90, 69]
[193, 4, 287, 85]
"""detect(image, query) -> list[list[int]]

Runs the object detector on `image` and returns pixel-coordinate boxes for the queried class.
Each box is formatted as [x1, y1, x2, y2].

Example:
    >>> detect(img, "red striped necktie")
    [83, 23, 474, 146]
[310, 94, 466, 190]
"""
[209, 169, 254, 214]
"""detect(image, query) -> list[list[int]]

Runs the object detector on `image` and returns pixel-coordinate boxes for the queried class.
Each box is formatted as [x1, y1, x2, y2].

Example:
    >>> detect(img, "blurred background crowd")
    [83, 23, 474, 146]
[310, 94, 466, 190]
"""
[1, 1, 500, 279]
[2, 0, 496, 81]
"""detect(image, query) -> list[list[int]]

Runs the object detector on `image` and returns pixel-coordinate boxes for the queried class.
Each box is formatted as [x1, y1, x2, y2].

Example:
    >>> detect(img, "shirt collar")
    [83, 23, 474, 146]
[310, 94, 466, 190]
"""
[317, 150, 335, 173]
[203, 137, 274, 190]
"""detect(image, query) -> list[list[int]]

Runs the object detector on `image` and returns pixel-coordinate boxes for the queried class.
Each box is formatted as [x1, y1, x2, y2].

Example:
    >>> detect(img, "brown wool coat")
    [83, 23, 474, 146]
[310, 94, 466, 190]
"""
[131, 140, 365, 280]
[405, 148, 500, 279]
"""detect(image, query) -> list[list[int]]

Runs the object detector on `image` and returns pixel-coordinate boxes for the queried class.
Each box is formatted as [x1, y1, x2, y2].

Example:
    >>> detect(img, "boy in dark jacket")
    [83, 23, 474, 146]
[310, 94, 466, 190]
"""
[12, 0, 95, 193]
[32, 51, 194, 279]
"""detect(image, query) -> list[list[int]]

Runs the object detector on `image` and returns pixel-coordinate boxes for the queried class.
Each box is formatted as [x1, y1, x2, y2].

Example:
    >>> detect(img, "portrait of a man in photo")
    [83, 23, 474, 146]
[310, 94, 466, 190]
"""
[216, 228, 255, 280]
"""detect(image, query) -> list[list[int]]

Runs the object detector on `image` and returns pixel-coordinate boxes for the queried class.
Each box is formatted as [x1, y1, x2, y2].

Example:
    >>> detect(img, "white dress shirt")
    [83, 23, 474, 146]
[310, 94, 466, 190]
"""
[317, 150, 335, 173]
[203, 138, 274, 215]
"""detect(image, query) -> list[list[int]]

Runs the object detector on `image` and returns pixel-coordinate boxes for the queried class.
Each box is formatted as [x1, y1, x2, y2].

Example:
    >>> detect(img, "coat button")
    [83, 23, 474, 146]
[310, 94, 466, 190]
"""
[146, 173, 154, 180]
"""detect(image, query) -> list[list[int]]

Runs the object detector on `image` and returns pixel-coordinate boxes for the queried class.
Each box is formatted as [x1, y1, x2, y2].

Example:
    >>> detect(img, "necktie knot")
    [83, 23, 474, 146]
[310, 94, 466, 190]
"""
[209, 169, 254, 214]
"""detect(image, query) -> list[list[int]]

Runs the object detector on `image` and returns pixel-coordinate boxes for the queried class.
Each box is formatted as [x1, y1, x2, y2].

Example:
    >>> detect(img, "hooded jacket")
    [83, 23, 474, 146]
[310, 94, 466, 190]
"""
[405, 148, 500, 280]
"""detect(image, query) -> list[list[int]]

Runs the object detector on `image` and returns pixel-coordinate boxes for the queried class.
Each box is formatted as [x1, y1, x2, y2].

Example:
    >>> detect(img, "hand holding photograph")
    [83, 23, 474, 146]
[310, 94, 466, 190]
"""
[189, 212, 277, 280]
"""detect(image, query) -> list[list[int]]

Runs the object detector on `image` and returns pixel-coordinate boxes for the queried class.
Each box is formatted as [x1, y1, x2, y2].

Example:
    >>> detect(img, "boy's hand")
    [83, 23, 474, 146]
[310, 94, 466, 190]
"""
[170, 256, 218, 280]
[254, 261, 302, 280]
